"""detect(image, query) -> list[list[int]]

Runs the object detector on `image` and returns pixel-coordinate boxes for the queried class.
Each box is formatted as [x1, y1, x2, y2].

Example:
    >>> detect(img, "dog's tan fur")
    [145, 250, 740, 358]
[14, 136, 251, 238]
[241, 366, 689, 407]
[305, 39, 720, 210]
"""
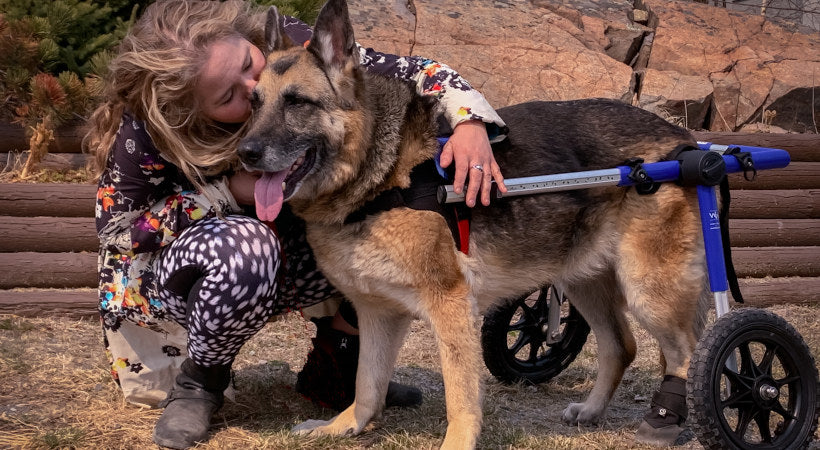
[238, 1, 710, 448]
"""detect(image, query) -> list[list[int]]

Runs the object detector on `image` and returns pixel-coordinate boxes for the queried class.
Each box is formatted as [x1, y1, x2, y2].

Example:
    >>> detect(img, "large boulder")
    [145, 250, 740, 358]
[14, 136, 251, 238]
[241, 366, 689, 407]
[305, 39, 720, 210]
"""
[349, 0, 635, 107]
[643, 0, 820, 132]
[638, 69, 713, 129]
[348, 0, 819, 133]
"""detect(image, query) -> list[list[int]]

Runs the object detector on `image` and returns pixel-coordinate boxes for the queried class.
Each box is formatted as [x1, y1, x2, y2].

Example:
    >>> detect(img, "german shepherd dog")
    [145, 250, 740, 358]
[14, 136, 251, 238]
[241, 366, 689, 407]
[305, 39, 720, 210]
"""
[238, 0, 709, 448]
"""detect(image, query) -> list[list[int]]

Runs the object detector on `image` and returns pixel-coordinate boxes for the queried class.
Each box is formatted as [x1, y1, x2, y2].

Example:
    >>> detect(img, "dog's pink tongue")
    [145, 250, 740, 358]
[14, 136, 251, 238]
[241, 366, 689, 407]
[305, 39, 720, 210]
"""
[254, 170, 288, 222]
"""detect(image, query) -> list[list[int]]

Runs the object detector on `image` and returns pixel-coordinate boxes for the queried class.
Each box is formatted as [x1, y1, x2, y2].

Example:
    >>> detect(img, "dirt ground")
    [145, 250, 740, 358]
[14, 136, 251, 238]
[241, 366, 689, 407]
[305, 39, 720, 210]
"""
[0, 303, 818, 449]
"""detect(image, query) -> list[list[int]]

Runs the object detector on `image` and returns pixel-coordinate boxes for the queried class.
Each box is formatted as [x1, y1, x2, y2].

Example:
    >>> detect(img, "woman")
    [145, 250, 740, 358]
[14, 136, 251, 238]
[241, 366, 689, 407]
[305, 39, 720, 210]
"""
[85, 0, 506, 448]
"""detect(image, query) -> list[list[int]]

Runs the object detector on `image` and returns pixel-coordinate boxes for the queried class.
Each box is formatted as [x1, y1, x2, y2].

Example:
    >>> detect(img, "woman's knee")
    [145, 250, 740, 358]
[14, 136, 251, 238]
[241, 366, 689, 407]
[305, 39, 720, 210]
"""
[160, 216, 282, 294]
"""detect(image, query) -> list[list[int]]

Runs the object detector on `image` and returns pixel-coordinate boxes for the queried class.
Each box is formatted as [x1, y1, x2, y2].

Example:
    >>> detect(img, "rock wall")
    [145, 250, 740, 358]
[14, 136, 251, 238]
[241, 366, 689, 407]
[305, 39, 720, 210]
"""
[348, 0, 819, 133]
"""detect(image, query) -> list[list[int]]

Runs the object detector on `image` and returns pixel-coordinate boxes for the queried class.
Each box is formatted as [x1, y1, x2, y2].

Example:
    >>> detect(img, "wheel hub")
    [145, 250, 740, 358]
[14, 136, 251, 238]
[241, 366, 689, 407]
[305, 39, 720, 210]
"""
[752, 376, 781, 409]
[758, 384, 779, 401]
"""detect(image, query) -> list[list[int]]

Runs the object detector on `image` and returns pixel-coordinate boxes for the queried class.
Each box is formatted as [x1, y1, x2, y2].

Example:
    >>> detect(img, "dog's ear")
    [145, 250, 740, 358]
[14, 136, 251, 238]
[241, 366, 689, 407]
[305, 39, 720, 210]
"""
[265, 6, 295, 53]
[308, 0, 357, 71]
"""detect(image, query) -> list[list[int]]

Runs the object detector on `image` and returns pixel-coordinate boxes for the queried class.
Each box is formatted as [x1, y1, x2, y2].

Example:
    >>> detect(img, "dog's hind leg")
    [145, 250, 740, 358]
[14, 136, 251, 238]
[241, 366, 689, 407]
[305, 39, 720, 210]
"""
[292, 304, 412, 437]
[620, 261, 705, 446]
[560, 270, 636, 426]
[420, 283, 483, 450]
[616, 188, 707, 445]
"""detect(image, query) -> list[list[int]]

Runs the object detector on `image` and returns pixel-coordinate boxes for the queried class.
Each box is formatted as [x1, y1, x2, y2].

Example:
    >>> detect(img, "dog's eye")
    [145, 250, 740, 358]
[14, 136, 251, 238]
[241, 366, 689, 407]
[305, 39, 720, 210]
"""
[284, 93, 318, 108]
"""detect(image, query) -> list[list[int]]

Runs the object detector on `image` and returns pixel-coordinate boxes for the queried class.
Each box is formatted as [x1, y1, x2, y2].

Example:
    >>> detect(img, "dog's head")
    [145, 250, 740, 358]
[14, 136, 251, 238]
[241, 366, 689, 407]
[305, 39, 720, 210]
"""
[237, 0, 368, 215]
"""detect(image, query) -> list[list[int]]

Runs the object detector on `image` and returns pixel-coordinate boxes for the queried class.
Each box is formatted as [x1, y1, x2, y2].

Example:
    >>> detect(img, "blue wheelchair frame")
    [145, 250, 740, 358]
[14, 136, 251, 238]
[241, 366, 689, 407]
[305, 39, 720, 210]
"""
[442, 142, 820, 448]
[439, 142, 791, 319]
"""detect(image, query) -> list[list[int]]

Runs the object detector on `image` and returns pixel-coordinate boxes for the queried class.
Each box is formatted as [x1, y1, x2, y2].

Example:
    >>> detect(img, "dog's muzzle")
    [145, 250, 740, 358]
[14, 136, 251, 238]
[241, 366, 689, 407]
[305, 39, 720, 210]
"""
[237, 139, 264, 168]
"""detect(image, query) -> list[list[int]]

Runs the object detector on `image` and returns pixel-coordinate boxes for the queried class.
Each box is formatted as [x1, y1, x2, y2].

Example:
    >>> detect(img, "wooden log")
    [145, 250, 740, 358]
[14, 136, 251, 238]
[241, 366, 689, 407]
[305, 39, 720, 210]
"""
[1, 183, 816, 220]
[0, 121, 84, 153]
[693, 132, 820, 162]
[729, 189, 820, 219]
[0, 278, 816, 319]
[2, 125, 814, 160]
[0, 252, 97, 289]
[0, 245, 815, 290]
[1, 217, 814, 255]
[0, 183, 96, 217]
[732, 247, 820, 278]
[4, 217, 809, 253]
[0, 288, 98, 319]
[0, 152, 88, 171]
[736, 277, 820, 307]
[0, 216, 98, 252]
[727, 162, 820, 190]
[1, 155, 815, 187]
[729, 219, 820, 247]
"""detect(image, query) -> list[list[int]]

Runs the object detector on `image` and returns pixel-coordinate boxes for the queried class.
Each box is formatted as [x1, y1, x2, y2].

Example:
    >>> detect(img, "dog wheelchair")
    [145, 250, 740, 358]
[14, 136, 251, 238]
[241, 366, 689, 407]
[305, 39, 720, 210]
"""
[440, 142, 820, 449]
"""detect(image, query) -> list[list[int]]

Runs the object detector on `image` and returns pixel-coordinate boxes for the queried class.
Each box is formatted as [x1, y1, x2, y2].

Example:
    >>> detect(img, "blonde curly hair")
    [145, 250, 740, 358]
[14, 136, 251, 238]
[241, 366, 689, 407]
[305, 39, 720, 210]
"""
[84, 0, 269, 184]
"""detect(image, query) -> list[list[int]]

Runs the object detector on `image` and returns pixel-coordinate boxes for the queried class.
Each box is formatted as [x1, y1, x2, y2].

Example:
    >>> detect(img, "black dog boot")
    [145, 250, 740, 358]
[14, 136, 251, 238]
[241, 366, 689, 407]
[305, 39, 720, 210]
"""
[295, 317, 422, 411]
[635, 375, 690, 446]
[152, 359, 231, 449]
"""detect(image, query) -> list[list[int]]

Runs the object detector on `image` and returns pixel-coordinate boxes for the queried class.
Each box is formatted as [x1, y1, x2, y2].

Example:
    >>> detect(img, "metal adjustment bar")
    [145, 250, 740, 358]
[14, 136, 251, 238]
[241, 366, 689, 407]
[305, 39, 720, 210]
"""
[438, 168, 622, 204]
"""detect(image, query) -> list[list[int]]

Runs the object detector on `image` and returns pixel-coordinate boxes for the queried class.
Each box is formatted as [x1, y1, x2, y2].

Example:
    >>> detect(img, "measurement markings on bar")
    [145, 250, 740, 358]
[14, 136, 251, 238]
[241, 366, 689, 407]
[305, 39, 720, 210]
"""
[503, 171, 621, 197]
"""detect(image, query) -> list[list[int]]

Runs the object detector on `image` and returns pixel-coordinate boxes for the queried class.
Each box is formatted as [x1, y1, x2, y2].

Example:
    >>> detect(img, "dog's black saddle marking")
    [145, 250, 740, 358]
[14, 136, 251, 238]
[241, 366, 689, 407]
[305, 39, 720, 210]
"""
[344, 159, 470, 253]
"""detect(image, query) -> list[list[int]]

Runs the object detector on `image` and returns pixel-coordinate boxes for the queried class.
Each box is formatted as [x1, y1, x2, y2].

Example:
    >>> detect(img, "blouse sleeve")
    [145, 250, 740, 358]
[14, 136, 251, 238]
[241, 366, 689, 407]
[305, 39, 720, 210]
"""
[280, 15, 506, 139]
[95, 114, 241, 255]
[356, 46, 506, 137]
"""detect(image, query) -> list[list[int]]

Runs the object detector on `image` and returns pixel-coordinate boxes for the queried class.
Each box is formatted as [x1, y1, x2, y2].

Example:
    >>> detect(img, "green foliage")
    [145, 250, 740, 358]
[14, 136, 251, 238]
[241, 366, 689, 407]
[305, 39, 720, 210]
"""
[0, 0, 150, 130]
[255, 0, 325, 25]
[0, 0, 149, 77]
[0, 0, 322, 133]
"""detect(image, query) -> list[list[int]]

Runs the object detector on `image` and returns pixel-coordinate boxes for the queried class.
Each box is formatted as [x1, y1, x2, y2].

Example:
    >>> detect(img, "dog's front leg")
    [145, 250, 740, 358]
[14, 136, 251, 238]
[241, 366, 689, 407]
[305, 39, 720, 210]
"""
[292, 304, 412, 437]
[423, 285, 483, 450]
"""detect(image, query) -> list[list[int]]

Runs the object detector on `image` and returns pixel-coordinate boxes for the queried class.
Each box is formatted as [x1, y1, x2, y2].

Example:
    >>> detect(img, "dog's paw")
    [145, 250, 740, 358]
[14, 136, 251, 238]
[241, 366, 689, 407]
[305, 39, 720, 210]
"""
[291, 419, 331, 435]
[561, 402, 604, 425]
[292, 418, 359, 437]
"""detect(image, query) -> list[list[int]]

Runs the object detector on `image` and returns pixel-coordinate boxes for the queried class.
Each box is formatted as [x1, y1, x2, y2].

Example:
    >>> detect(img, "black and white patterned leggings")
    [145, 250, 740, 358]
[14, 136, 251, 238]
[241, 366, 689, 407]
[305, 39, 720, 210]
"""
[154, 215, 336, 367]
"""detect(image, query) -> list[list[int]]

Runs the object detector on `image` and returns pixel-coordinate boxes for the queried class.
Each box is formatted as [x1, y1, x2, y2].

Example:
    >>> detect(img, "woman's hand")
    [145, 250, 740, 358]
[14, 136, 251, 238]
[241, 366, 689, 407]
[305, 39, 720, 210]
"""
[228, 169, 261, 206]
[438, 120, 506, 207]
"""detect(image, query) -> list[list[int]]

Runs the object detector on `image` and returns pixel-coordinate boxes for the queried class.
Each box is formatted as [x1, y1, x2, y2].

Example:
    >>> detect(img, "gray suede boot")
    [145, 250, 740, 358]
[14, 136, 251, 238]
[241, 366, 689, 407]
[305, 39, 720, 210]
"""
[152, 359, 231, 449]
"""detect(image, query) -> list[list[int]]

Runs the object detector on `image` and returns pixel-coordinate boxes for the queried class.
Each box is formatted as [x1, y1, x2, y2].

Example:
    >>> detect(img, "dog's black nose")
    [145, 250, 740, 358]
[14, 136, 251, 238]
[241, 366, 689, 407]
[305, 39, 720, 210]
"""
[237, 141, 262, 165]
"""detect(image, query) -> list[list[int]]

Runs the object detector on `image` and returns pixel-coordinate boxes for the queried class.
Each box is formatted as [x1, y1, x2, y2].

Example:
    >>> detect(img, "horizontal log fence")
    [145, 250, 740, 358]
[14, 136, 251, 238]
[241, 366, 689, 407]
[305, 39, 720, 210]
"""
[0, 130, 818, 173]
[1, 215, 817, 252]
[0, 132, 817, 317]
[2, 125, 817, 159]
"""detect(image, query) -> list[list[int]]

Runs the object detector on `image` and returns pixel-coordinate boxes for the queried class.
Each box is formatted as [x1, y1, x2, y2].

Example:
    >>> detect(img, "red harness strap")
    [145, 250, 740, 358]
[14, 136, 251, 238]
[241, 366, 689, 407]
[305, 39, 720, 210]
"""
[455, 210, 470, 256]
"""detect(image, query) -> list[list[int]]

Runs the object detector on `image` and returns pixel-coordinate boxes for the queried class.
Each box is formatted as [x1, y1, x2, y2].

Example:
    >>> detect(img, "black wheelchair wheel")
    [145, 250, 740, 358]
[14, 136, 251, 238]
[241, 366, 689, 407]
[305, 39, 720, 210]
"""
[481, 285, 590, 385]
[687, 308, 820, 450]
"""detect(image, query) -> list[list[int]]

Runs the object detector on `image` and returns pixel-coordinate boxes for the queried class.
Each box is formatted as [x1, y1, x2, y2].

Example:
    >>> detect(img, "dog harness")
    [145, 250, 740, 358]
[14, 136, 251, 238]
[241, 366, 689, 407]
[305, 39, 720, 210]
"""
[344, 158, 472, 254]
[342, 127, 508, 255]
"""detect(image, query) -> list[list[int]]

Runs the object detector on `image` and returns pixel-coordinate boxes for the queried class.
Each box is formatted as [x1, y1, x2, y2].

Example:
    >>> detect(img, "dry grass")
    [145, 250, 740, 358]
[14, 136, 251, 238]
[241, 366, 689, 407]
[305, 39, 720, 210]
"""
[1, 304, 818, 449]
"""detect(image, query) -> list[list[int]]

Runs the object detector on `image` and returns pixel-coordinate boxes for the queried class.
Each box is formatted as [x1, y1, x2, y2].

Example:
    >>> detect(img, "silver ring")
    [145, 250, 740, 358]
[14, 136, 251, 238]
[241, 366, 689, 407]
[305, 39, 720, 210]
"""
[472, 164, 483, 172]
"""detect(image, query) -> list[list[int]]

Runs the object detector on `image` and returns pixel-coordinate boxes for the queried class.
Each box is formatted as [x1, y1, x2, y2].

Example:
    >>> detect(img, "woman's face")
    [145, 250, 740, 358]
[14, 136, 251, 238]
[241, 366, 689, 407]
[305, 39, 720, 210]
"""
[196, 36, 265, 124]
